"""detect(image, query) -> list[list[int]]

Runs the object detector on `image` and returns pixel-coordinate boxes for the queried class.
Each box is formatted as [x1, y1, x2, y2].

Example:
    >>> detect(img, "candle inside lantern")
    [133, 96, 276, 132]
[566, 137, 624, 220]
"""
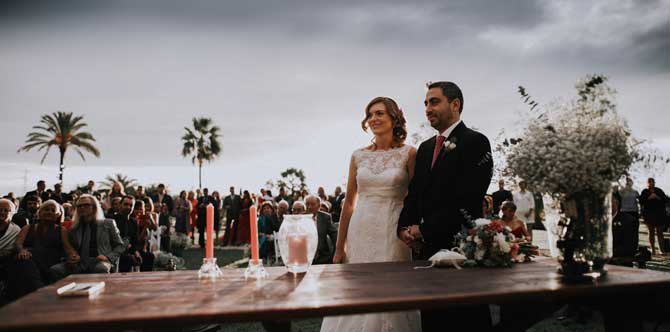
[250, 205, 259, 262]
[287, 234, 308, 265]
[206, 203, 214, 259]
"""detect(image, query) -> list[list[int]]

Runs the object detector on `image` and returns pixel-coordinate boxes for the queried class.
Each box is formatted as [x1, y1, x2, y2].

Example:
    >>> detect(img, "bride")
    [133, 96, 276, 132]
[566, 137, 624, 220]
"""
[320, 96, 420, 332]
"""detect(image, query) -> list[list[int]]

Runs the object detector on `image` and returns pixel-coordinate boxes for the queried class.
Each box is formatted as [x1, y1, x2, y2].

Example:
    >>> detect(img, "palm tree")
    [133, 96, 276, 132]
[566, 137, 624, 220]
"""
[181, 117, 222, 189]
[18, 111, 100, 183]
[100, 173, 139, 193]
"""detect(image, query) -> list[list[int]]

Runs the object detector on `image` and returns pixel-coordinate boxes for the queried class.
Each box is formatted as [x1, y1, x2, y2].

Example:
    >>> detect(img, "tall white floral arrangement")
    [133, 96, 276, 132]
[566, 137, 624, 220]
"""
[504, 75, 638, 199]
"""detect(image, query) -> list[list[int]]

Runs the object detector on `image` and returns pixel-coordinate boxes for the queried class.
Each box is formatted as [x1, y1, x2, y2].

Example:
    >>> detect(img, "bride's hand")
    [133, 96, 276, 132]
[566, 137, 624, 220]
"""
[333, 251, 346, 264]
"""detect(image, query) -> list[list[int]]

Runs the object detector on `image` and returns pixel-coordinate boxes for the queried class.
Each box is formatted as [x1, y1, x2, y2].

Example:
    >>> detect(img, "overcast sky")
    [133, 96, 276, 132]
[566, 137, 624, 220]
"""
[1, 0, 669, 195]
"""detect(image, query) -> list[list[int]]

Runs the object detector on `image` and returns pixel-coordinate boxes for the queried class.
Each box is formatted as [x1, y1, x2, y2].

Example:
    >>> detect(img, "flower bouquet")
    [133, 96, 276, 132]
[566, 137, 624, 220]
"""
[454, 219, 535, 267]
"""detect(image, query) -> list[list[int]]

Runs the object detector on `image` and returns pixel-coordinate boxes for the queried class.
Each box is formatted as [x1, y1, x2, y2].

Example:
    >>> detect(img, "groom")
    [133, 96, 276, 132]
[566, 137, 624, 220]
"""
[398, 81, 493, 331]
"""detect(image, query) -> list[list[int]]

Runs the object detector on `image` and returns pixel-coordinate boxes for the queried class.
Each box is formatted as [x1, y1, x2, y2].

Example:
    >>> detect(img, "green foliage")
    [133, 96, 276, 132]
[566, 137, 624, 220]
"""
[100, 173, 139, 193]
[17, 111, 100, 182]
[181, 117, 222, 188]
[276, 168, 307, 195]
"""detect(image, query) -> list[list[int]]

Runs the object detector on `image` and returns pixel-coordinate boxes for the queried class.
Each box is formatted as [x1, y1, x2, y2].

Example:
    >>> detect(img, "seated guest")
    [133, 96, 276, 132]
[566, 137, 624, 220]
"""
[291, 201, 307, 214]
[305, 195, 338, 265]
[106, 196, 123, 218]
[1, 199, 22, 286]
[320, 201, 332, 214]
[50, 195, 125, 279]
[500, 201, 531, 242]
[276, 200, 289, 226]
[258, 201, 279, 260]
[132, 200, 156, 271]
[12, 195, 41, 228]
[114, 196, 141, 272]
[61, 203, 74, 230]
[7, 200, 74, 300]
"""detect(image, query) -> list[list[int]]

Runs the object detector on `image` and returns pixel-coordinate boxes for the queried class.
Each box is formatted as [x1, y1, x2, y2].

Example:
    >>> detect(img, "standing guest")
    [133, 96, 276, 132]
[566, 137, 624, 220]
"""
[533, 192, 545, 231]
[61, 203, 74, 230]
[223, 187, 241, 246]
[20, 180, 46, 211]
[291, 191, 303, 205]
[305, 195, 337, 265]
[187, 191, 198, 243]
[196, 188, 213, 247]
[51, 183, 66, 204]
[135, 186, 147, 200]
[492, 179, 513, 217]
[114, 196, 141, 272]
[50, 195, 125, 278]
[211, 191, 222, 240]
[640, 178, 669, 255]
[159, 203, 171, 252]
[9, 200, 73, 300]
[3, 193, 19, 207]
[291, 201, 307, 214]
[174, 191, 192, 235]
[104, 181, 125, 209]
[151, 183, 174, 215]
[234, 190, 253, 246]
[612, 196, 637, 258]
[274, 187, 293, 211]
[317, 187, 328, 203]
[482, 196, 495, 219]
[84, 180, 99, 196]
[329, 186, 345, 223]
[132, 199, 157, 271]
[513, 181, 535, 228]
[257, 189, 267, 206]
[500, 201, 532, 242]
[620, 177, 640, 250]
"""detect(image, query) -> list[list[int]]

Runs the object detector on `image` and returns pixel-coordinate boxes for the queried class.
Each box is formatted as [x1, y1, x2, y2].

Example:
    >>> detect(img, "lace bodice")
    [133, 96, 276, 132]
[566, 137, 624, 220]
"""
[352, 145, 411, 201]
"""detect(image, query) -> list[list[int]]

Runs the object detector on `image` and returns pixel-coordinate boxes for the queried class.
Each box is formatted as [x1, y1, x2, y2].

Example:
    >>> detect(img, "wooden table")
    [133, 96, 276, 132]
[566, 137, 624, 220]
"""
[1, 258, 669, 331]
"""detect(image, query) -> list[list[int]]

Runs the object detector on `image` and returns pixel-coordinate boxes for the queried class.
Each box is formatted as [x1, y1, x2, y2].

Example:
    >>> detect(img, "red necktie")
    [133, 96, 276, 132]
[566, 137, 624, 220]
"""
[432, 135, 446, 169]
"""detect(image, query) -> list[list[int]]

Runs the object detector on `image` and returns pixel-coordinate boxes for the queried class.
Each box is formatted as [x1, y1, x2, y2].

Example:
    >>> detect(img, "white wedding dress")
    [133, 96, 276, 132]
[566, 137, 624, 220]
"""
[320, 144, 421, 332]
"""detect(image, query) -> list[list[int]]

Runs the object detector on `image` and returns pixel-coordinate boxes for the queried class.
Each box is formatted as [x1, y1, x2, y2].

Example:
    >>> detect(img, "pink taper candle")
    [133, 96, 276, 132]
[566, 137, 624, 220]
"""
[206, 203, 214, 259]
[249, 205, 259, 262]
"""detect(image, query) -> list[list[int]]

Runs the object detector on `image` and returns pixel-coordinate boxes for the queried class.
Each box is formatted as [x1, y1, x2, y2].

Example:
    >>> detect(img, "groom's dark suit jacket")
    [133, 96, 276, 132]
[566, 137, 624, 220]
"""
[398, 121, 493, 259]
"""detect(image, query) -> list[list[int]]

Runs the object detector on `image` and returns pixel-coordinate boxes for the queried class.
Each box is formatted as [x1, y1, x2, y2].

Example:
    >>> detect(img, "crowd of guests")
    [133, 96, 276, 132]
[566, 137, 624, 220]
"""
[483, 177, 670, 260]
[0, 179, 345, 304]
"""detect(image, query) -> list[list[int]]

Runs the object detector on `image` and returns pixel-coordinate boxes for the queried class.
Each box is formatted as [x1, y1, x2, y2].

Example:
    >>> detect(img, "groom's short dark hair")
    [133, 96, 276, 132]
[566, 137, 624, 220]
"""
[428, 81, 463, 113]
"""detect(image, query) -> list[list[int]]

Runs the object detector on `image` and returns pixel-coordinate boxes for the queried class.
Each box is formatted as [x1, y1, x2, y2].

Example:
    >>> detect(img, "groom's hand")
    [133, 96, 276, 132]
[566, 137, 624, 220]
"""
[408, 225, 423, 240]
[399, 227, 416, 244]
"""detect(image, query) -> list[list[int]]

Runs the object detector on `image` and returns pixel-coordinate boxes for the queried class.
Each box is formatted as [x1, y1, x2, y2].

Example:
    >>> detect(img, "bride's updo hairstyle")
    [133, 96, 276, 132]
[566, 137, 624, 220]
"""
[361, 96, 407, 147]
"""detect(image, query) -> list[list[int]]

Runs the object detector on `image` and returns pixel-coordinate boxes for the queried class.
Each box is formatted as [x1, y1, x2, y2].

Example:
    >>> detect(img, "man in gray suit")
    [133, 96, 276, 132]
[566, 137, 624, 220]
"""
[305, 195, 338, 265]
[51, 195, 125, 279]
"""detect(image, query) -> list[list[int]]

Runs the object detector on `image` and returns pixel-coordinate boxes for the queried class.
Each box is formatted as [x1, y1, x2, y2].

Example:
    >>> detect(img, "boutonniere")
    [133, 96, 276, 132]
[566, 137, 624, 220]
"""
[443, 137, 458, 152]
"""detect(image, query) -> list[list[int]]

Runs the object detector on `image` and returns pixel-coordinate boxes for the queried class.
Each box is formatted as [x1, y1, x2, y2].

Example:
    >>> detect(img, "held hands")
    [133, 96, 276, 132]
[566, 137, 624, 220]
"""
[17, 249, 32, 260]
[333, 250, 346, 264]
[400, 225, 424, 252]
[95, 255, 109, 262]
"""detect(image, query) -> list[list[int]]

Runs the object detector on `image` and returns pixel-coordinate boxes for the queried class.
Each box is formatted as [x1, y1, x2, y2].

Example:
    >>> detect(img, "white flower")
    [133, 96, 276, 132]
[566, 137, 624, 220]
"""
[496, 233, 511, 253]
[443, 140, 457, 151]
[474, 236, 483, 246]
[475, 248, 486, 260]
[474, 218, 490, 227]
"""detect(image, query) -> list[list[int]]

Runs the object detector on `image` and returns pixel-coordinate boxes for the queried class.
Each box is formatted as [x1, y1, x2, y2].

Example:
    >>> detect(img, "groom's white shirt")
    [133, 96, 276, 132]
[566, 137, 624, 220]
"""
[438, 119, 462, 139]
